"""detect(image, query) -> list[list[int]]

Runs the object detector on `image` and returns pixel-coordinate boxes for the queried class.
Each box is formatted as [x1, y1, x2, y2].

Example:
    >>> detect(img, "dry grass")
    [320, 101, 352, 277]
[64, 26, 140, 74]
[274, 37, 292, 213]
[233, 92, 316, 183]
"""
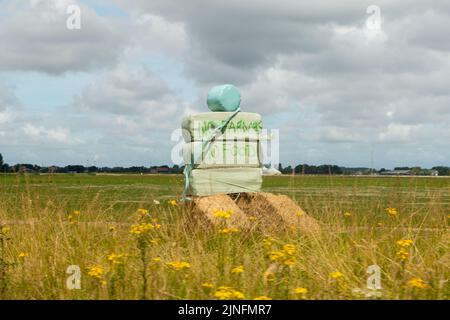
[0, 174, 448, 300]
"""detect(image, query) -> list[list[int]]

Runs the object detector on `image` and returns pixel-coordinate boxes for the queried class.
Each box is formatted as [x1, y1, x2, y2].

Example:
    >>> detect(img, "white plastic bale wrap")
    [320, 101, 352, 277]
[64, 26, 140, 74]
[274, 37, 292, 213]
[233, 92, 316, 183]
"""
[188, 168, 263, 196]
[183, 140, 262, 169]
[182, 112, 264, 196]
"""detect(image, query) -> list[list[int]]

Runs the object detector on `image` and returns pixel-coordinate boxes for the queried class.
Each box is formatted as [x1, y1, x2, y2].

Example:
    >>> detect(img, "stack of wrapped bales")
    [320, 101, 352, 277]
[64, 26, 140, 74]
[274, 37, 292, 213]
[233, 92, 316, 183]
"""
[182, 85, 263, 196]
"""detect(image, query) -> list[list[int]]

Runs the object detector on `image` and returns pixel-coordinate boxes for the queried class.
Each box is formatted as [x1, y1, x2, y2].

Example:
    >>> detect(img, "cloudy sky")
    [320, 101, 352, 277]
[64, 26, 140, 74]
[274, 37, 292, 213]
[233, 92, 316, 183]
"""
[0, 0, 449, 169]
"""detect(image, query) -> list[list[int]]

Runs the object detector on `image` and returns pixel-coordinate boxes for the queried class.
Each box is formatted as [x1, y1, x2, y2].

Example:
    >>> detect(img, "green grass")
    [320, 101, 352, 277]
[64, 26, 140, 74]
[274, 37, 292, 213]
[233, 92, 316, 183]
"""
[1, 173, 448, 225]
[0, 173, 448, 300]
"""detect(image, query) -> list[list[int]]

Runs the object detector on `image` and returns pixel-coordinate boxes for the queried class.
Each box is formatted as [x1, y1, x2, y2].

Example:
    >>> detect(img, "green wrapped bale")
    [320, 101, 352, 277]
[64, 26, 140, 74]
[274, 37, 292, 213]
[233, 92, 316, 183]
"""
[183, 140, 262, 169]
[188, 167, 263, 196]
[182, 112, 262, 142]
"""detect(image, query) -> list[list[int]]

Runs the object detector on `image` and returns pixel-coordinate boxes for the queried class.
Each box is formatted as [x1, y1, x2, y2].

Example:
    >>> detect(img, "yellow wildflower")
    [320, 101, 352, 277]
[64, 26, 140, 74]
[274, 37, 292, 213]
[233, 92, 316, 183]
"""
[166, 261, 191, 271]
[67, 210, 81, 224]
[108, 226, 116, 232]
[129, 222, 155, 235]
[201, 283, 214, 290]
[386, 207, 398, 216]
[72, 210, 81, 217]
[396, 239, 413, 247]
[262, 237, 274, 250]
[152, 257, 162, 263]
[294, 287, 308, 295]
[214, 286, 245, 300]
[169, 199, 177, 206]
[213, 209, 234, 219]
[283, 244, 296, 255]
[296, 210, 305, 217]
[407, 277, 428, 289]
[329, 271, 344, 279]
[283, 257, 297, 266]
[18, 252, 28, 259]
[231, 291, 244, 300]
[396, 248, 409, 260]
[218, 227, 239, 234]
[137, 208, 149, 214]
[269, 244, 297, 265]
[107, 253, 126, 265]
[231, 265, 244, 274]
[269, 250, 286, 262]
[343, 211, 352, 217]
[253, 296, 272, 300]
[87, 265, 105, 280]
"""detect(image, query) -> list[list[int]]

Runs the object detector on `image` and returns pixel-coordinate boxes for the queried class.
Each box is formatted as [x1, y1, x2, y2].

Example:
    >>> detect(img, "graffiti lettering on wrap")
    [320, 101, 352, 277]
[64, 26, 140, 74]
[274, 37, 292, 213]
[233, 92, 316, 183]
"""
[200, 120, 262, 135]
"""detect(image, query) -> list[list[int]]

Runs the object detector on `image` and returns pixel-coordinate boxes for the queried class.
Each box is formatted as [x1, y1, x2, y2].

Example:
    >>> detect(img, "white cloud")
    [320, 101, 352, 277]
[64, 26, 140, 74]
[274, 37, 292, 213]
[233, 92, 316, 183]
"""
[22, 123, 79, 144]
[0, 108, 14, 124]
[378, 124, 422, 142]
[125, 13, 188, 58]
[1, 0, 450, 167]
[73, 65, 192, 127]
[0, 0, 128, 74]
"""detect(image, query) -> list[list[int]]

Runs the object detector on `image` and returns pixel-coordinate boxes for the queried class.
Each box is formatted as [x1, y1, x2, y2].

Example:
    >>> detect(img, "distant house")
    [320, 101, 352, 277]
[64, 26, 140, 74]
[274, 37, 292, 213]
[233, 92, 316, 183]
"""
[150, 166, 170, 174]
[18, 166, 36, 173]
[379, 169, 412, 176]
[157, 166, 170, 173]
[430, 170, 439, 177]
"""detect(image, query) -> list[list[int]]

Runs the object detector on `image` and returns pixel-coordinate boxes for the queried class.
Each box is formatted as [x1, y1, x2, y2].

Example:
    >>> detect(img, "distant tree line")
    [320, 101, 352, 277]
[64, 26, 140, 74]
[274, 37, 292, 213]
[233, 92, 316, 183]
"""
[391, 166, 450, 176]
[277, 164, 344, 175]
[1, 153, 449, 175]
[277, 164, 450, 176]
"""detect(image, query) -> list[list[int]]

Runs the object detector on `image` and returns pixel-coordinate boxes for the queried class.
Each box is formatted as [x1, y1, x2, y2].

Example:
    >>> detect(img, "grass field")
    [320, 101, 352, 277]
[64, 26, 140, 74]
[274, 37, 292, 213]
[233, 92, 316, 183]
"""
[0, 173, 448, 300]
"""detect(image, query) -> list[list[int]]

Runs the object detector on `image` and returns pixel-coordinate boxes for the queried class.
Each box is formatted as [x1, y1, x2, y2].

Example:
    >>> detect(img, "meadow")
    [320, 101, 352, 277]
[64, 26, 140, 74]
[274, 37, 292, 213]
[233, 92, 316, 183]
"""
[0, 173, 448, 300]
